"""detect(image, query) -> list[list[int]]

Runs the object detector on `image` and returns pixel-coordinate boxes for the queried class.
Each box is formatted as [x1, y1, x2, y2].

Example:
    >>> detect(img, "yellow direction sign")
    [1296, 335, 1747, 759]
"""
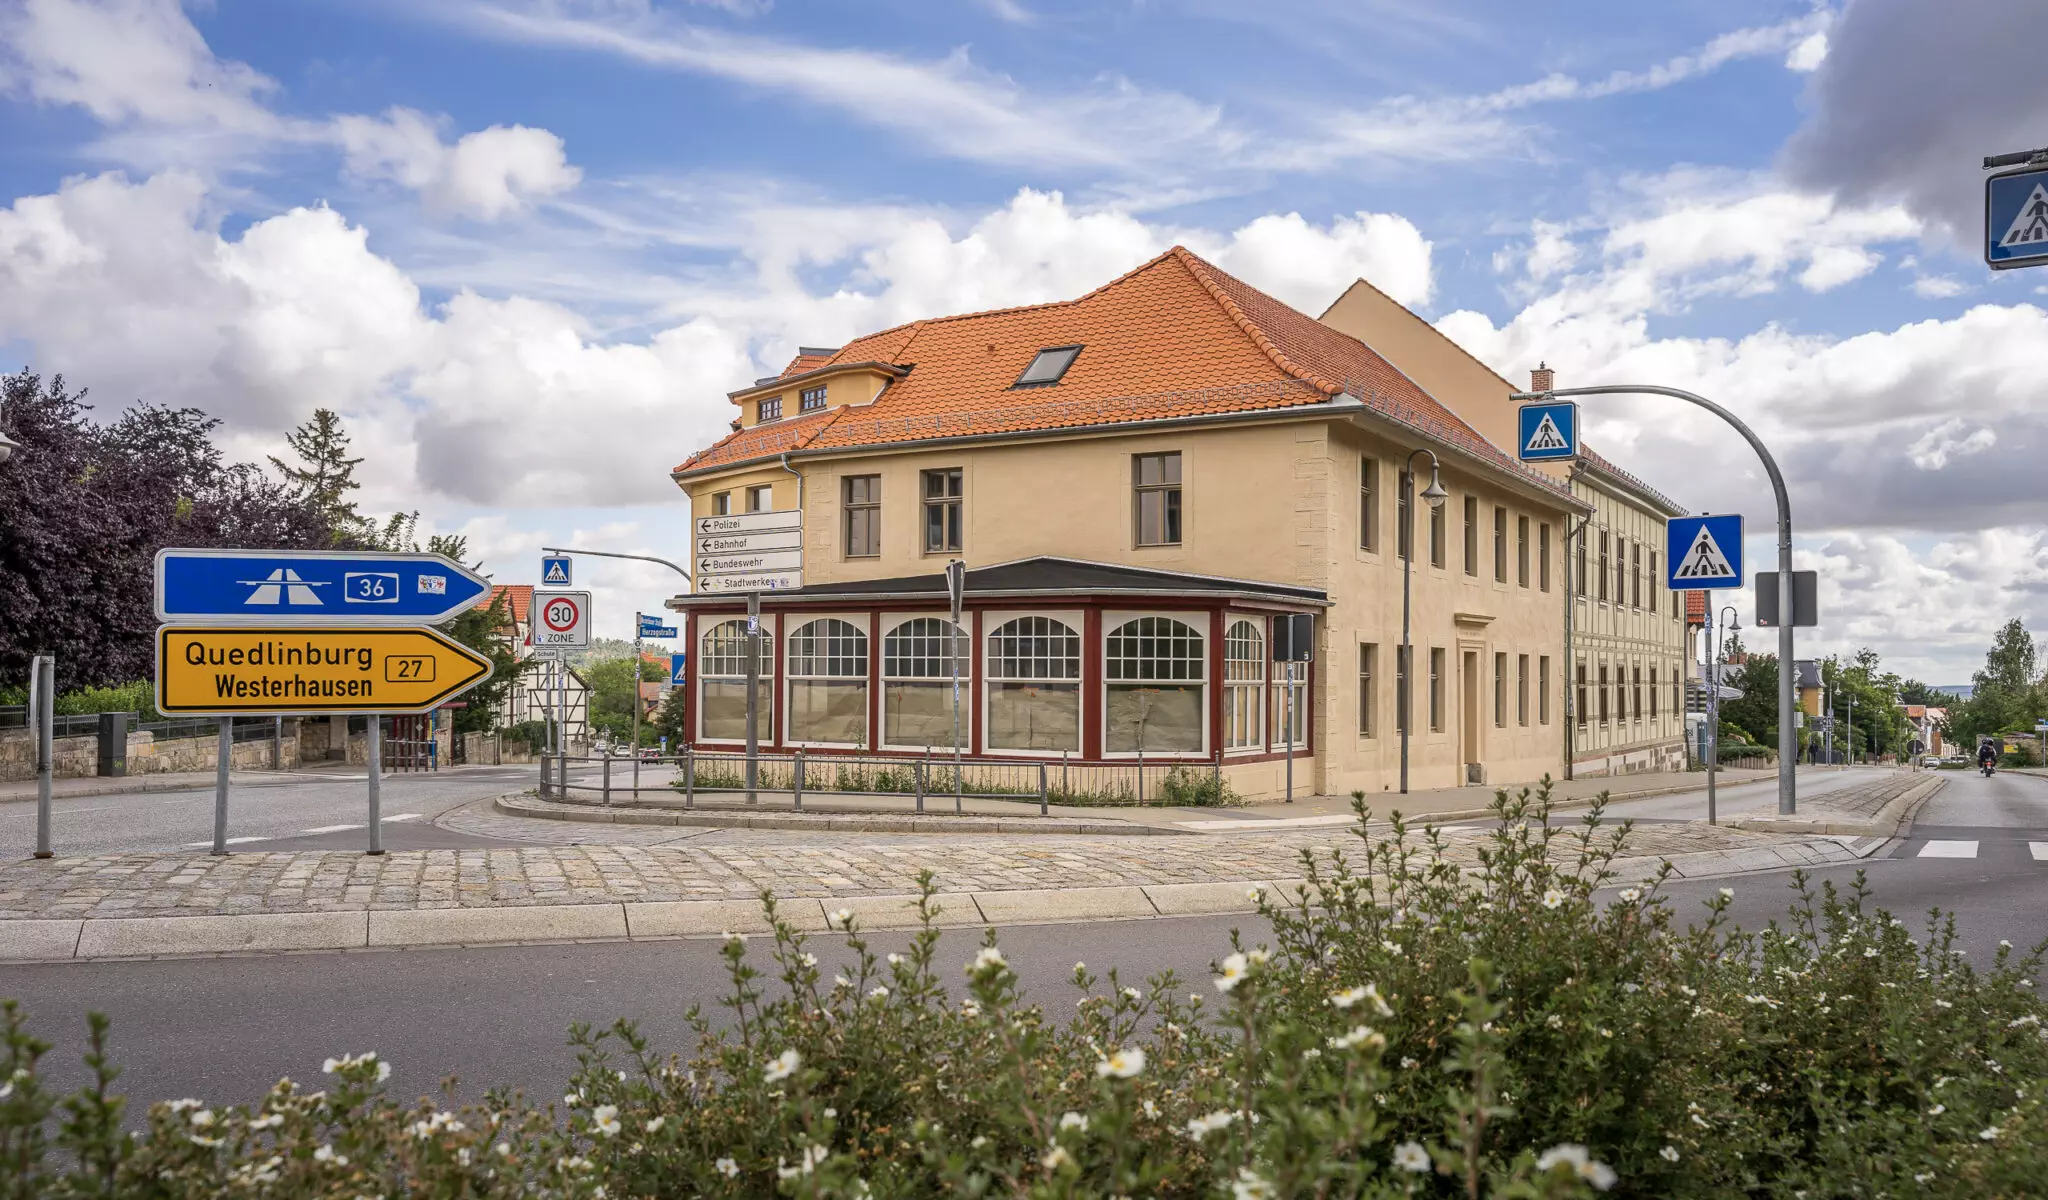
[156, 625, 493, 716]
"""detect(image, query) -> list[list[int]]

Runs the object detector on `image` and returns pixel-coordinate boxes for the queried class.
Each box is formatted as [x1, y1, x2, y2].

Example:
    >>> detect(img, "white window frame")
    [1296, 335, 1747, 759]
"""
[980, 609, 1085, 758]
[1223, 615, 1266, 754]
[1101, 611, 1208, 759]
[696, 616, 775, 745]
[879, 613, 971, 753]
[781, 613, 871, 749]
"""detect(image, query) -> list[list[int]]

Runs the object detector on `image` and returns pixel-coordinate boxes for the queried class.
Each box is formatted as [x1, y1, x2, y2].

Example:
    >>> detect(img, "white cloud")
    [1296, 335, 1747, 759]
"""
[1906, 419, 1997, 471]
[1912, 274, 1967, 299]
[1203, 210, 1434, 309]
[337, 108, 582, 220]
[1785, 32, 1828, 72]
[0, 0, 278, 134]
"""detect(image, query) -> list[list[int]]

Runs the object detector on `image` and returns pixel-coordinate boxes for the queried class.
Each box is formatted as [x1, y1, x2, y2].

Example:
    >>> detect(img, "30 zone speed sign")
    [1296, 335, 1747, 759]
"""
[531, 589, 591, 649]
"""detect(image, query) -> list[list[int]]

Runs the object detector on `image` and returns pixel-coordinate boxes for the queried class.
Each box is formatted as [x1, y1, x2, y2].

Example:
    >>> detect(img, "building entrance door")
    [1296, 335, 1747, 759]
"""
[1461, 651, 1481, 783]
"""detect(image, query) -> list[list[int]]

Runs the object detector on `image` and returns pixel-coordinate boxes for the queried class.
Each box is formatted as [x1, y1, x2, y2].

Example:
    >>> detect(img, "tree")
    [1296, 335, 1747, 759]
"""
[1951, 619, 2039, 745]
[653, 683, 688, 748]
[1720, 653, 1780, 748]
[1897, 679, 1943, 707]
[1, 372, 330, 689]
[583, 655, 670, 743]
[437, 592, 528, 736]
[269, 408, 368, 545]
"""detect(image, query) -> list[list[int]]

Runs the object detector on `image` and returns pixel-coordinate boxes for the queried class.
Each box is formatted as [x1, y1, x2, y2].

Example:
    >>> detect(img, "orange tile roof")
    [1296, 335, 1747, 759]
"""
[1577, 444, 1683, 516]
[478, 584, 533, 624]
[779, 352, 836, 378]
[676, 246, 1572, 502]
[1685, 590, 1706, 624]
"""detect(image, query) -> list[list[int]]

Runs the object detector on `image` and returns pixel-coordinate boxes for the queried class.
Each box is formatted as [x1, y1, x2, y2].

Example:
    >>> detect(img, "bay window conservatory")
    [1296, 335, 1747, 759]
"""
[985, 615, 1082, 751]
[882, 617, 969, 750]
[1104, 615, 1206, 755]
[698, 618, 773, 742]
[785, 618, 868, 745]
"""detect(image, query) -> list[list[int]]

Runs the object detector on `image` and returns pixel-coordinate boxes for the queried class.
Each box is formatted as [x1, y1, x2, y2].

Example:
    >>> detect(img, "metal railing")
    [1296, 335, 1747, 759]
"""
[537, 748, 1237, 815]
[0, 707, 277, 743]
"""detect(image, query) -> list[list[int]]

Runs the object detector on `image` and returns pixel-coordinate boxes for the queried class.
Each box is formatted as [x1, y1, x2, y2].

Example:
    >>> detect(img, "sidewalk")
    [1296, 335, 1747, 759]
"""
[0, 771, 1930, 965]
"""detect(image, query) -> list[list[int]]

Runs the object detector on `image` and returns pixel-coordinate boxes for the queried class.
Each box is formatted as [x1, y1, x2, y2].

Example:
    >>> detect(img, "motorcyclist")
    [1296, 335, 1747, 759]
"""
[1978, 741, 1998, 775]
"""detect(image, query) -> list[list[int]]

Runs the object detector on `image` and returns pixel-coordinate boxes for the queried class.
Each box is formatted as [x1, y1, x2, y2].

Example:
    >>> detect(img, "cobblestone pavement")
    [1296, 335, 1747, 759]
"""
[0, 805, 1845, 921]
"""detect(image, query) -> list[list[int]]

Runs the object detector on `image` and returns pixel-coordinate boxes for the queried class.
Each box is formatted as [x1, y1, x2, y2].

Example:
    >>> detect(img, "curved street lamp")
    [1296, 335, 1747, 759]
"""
[1399, 448, 1450, 795]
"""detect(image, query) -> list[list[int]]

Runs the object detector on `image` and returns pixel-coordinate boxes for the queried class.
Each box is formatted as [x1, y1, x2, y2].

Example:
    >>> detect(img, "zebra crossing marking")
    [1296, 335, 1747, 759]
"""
[1917, 840, 1979, 859]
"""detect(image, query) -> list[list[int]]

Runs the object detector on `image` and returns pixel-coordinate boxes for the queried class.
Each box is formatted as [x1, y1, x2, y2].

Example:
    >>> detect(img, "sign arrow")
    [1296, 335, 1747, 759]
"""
[155, 625, 494, 716]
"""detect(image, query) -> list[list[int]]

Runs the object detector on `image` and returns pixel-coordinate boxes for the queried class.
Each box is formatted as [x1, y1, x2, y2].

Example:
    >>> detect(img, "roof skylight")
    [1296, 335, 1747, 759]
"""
[1013, 345, 1082, 388]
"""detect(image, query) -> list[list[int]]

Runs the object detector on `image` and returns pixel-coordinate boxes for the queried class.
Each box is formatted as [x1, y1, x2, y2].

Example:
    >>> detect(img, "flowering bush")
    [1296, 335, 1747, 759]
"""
[2, 780, 2043, 1198]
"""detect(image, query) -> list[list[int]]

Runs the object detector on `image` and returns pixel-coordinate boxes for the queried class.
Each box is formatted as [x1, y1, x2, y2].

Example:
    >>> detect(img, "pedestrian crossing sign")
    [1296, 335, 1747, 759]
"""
[1516, 400, 1578, 462]
[1986, 166, 2048, 269]
[541, 555, 572, 586]
[1666, 514, 1743, 590]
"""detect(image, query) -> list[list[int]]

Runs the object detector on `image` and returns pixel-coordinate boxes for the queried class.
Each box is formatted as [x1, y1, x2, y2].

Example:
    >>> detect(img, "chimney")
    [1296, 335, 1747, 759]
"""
[1530, 362, 1555, 393]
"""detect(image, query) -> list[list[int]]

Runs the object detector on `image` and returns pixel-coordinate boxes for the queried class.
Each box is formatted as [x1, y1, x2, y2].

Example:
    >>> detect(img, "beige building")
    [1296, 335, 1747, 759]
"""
[1318, 289, 1689, 776]
[667, 247, 1593, 798]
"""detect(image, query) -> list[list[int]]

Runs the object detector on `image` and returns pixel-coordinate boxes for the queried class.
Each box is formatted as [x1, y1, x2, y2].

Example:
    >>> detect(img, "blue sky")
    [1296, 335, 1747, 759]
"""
[3, 0, 2045, 682]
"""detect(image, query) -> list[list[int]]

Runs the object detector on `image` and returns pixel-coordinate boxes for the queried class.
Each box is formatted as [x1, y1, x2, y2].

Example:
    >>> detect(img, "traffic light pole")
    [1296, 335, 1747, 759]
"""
[1512, 382, 1798, 815]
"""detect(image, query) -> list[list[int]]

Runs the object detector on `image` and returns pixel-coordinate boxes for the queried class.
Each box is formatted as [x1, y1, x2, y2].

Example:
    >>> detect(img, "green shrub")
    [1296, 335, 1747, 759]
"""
[502, 720, 548, 750]
[14, 781, 2039, 1197]
[1155, 763, 1240, 807]
[0, 680, 161, 722]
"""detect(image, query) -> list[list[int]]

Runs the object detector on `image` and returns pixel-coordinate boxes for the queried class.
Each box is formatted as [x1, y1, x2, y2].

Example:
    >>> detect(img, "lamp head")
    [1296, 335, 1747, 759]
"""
[1421, 466, 1449, 509]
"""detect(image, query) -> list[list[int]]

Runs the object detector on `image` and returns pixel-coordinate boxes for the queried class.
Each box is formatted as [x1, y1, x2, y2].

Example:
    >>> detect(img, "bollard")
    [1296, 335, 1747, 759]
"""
[1213, 750, 1222, 805]
[793, 749, 804, 812]
[211, 717, 231, 855]
[97, 710, 129, 778]
[366, 716, 385, 855]
[602, 745, 612, 807]
[272, 716, 284, 771]
[32, 655, 55, 859]
[915, 758, 925, 813]
[685, 748, 695, 809]
[1039, 762, 1049, 817]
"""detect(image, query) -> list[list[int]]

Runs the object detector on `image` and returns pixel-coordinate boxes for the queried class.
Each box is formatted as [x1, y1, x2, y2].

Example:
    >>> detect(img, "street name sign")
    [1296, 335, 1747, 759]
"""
[1986, 165, 2048, 269]
[156, 548, 491, 626]
[541, 555, 573, 586]
[637, 615, 679, 639]
[1665, 514, 1744, 590]
[532, 590, 592, 649]
[699, 571, 803, 595]
[1516, 401, 1579, 462]
[156, 625, 492, 716]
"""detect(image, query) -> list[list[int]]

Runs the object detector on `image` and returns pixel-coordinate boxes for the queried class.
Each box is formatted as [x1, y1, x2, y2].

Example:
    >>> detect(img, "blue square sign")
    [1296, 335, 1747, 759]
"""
[1666, 514, 1744, 590]
[669, 653, 688, 685]
[1516, 401, 1578, 462]
[541, 556, 572, 586]
[1987, 166, 2048, 269]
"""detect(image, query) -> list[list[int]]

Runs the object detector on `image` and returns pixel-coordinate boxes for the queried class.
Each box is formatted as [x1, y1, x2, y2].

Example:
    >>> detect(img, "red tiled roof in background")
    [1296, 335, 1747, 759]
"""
[779, 352, 836, 378]
[677, 247, 1573, 502]
[477, 584, 533, 624]
[1685, 590, 1706, 625]
[1577, 444, 1684, 516]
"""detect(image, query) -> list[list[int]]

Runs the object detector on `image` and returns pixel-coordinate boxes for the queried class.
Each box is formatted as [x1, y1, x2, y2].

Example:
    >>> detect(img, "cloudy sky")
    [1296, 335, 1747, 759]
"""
[1, 0, 2042, 681]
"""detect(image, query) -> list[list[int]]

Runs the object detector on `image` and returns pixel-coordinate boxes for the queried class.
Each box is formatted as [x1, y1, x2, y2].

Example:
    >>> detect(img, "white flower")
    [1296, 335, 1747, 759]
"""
[1659, 1145, 1680, 1163]
[1058, 1111, 1089, 1133]
[644, 1116, 665, 1133]
[1245, 887, 1264, 902]
[1400, 1056, 1420, 1070]
[1915, 1173, 1935, 1184]
[1618, 888, 1642, 903]
[1393, 1141, 1431, 1172]
[592, 1105, 621, 1136]
[960, 997, 981, 1017]
[715, 1157, 740, 1178]
[188, 1110, 215, 1127]
[776, 1143, 830, 1180]
[1301, 1048, 1322, 1061]
[1863, 946, 1879, 958]
[1542, 888, 1566, 910]
[494, 1141, 512, 1157]
[1122, 986, 1142, 1001]
[1186, 1110, 1237, 1139]
[559, 1155, 593, 1171]
[1041, 1145, 1073, 1171]
[1546, 1013, 1564, 1029]
[2000, 939, 2013, 949]
[1929, 1104, 1946, 1116]
[1142, 1100, 1159, 1119]
[830, 908, 854, 928]
[249, 1114, 282, 1130]
[1231, 1167, 1275, 1200]
[313, 1144, 347, 1166]
[1381, 939, 1403, 955]
[1535, 1143, 1616, 1190]
[721, 930, 746, 945]
[1327, 1025, 1386, 1052]
[763, 1048, 802, 1084]
[1362, 982, 1394, 1016]
[968, 947, 1008, 975]
[1979, 1127, 2001, 1142]
[1330, 986, 1368, 1009]
[868, 985, 890, 1000]
[970, 1134, 990, 1149]
[834, 973, 852, 989]
[563, 1089, 583, 1108]
[886, 953, 903, 966]
[798, 952, 817, 968]
[1097, 1047, 1146, 1079]
[1718, 888, 1734, 899]
[1214, 953, 1253, 993]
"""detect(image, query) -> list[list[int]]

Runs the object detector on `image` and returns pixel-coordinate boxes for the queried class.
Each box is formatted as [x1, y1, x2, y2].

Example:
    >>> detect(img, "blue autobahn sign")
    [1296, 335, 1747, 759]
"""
[155, 548, 493, 626]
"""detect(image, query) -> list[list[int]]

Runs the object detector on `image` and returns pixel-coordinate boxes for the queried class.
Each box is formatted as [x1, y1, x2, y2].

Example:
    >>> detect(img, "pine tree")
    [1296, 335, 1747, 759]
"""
[269, 409, 367, 544]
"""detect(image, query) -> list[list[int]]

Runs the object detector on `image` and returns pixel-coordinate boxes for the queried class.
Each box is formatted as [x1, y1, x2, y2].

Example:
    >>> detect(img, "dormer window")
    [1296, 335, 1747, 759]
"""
[800, 386, 827, 412]
[1013, 345, 1082, 388]
[758, 396, 783, 423]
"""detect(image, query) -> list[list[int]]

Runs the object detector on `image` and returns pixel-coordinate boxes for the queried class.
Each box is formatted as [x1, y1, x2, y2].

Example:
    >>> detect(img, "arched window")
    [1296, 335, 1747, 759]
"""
[985, 616, 1081, 751]
[882, 617, 968, 750]
[698, 619, 773, 742]
[1104, 616, 1205, 755]
[786, 618, 868, 746]
[1224, 620, 1264, 751]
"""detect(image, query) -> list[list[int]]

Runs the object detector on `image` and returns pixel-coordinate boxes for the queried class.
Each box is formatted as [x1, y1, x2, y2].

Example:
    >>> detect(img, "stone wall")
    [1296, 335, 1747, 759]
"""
[0, 726, 298, 781]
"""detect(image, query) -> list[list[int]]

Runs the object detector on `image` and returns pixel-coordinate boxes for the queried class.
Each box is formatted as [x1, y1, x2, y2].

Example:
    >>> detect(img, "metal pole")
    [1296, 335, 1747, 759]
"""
[632, 612, 643, 798]
[745, 591, 761, 805]
[1285, 661, 1295, 804]
[793, 748, 804, 812]
[1704, 604, 1717, 825]
[366, 716, 384, 855]
[272, 716, 284, 770]
[32, 655, 54, 859]
[1400, 471, 1413, 795]
[602, 743, 612, 807]
[1563, 517, 1586, 781]
[211, 717, 231, 855]
[1513, 382, 1799, 815]
[951, 623, 964, 816]
[684, 747, 695, 809]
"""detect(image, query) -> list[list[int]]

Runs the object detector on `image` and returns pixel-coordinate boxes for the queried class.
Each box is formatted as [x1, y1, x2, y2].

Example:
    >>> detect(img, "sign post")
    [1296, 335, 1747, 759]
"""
[745, 592, 761, 805]
[31, 655, 53, 859]
[947, 559, 967, 813]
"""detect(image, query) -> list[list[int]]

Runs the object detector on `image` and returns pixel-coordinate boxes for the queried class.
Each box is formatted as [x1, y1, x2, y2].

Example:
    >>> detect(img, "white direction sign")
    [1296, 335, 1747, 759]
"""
[695, 509, 801, 536]
[698, 571, 803, 594]
[701, 549, 803, 575]
[698, 528, 802, 554]
[531, 589, 591, 649]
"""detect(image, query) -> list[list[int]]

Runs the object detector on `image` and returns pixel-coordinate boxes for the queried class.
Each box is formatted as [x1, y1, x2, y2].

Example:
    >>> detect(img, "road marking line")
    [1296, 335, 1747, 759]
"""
[300, 824, 364, 834]
[1175, 814, 1357, 831]
[1917, 840, 1979, 859]
[182, 836, 269, 848]
[384, 813, 423, 823]
[2031, 842, 2048, 862]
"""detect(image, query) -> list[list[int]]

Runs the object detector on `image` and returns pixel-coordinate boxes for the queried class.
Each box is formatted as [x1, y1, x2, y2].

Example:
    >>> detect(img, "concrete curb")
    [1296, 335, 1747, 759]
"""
[493, 793, 1200, 837]
[0, 878, 1283, 964]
